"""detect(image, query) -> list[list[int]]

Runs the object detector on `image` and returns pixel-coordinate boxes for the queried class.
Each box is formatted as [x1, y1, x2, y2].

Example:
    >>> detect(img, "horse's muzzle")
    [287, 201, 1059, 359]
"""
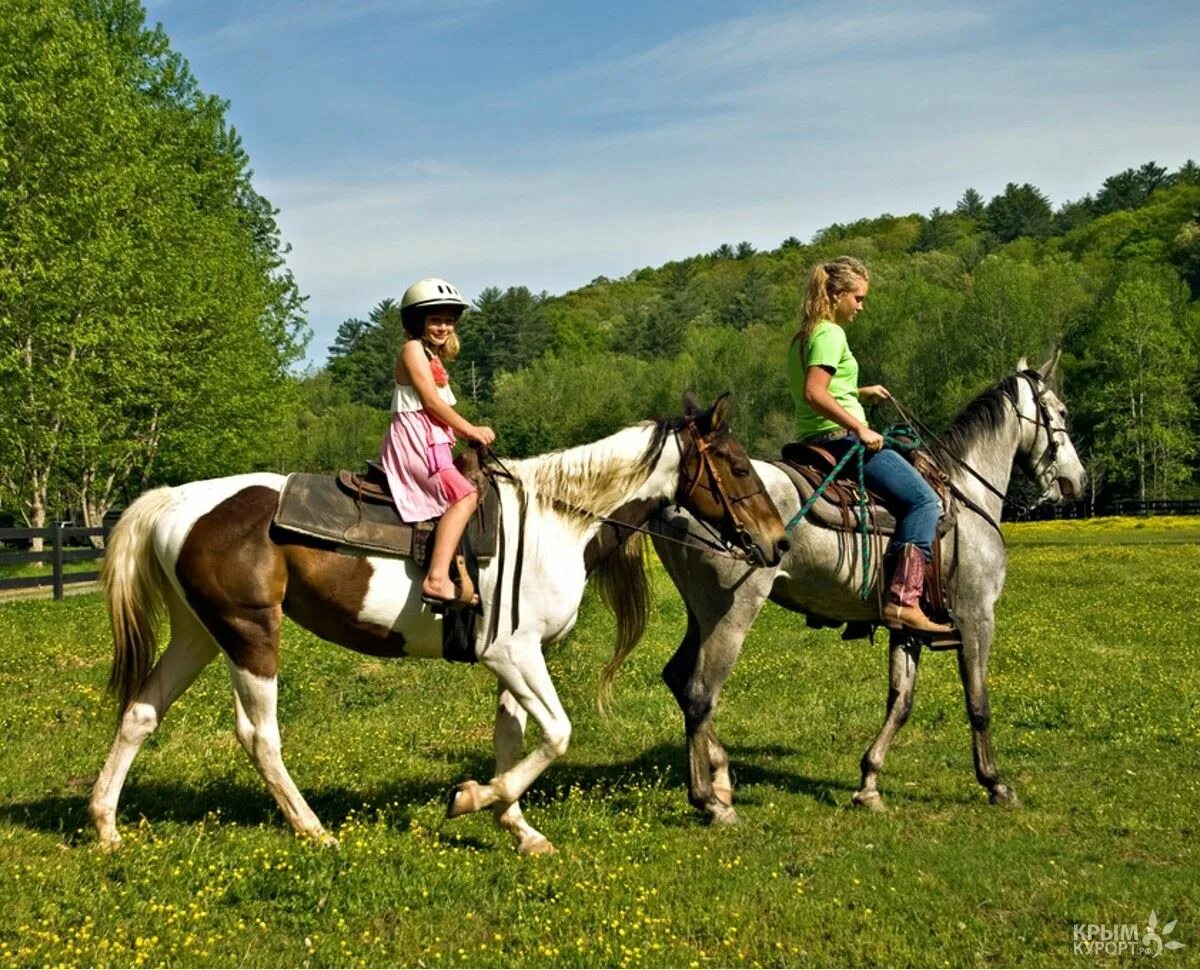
[740, 534, 788, 568]
[1056, 475, 1082, 501]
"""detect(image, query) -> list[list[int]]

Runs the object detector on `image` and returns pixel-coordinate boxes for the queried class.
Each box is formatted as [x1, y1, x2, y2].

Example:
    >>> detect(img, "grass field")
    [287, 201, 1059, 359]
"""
[0, 517, 1195, 967]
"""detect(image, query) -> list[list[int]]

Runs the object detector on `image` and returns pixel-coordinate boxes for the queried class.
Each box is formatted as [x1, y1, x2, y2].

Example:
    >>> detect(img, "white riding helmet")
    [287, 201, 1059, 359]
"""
[400, 278, 469, 313]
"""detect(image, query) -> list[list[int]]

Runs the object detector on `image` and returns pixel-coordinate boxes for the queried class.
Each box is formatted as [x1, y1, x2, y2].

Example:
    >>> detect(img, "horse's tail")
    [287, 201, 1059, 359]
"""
[101, 486, 175, 716]
[596, 532, 652, 713]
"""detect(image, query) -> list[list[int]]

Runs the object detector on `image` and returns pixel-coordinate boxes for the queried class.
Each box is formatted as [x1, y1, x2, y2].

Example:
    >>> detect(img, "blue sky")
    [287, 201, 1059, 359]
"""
[144, 0, 1200, 369]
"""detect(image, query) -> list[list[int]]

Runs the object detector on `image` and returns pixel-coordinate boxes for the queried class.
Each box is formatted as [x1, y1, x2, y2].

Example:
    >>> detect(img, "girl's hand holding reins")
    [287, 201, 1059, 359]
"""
[857, 426, 885, 451]
[858, 384, 891, 403]
[468, 425, 496, 447]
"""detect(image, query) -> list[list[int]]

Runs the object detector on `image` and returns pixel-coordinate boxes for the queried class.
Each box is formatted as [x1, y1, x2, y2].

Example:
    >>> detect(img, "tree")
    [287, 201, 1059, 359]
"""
[719, 265, 780, 330]
[913, 207, 960, 252]
[456, 286, 550, 403]
[1171, 210, 1200, 295]
[325, 299, 405, 409]
[1094, 161, 1174, 215]
[955, 188, 985, 220]
[271, 372, 390, 474]
[1079, 269, 1196, 501]
[491, 350, 670, 456]
[1054, 196, 1095, 233]
[0, 0, 307, 536]
[984, 183, 1053, 242]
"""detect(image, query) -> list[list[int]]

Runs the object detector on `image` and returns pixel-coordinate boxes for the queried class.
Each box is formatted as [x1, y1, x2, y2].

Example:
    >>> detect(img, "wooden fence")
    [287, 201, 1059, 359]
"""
[1013, 499, 1200, 521]
[0, 524, 109, 599]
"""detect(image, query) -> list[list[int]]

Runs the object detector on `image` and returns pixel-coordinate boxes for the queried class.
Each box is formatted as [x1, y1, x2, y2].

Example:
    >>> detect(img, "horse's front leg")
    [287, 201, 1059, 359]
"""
[854, 633, 922, 811]
[488, 687, 554, 855]
[956, 613, 1019, 805]
[662, 593, 762, 826]
[445, 634, 570, 849]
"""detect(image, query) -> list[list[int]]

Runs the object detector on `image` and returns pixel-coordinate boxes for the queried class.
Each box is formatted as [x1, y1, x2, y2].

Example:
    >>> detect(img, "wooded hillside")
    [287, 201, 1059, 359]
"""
[318, 164, 1200, 506]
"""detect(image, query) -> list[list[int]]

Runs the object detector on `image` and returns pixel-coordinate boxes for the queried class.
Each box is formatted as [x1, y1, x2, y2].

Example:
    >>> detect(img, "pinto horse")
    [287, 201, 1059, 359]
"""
[90, 394, 789, 854]
[651, 357, 1087, 821]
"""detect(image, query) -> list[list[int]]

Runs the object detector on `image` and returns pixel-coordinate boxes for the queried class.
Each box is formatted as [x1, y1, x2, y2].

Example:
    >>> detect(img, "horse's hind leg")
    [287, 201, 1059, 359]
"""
[853, 633, 922, 811]
[956, 617, 1018, 805]
[227, 661, 335, 845]
[90, 597, 219, 847]
[489, 688, 553, 855]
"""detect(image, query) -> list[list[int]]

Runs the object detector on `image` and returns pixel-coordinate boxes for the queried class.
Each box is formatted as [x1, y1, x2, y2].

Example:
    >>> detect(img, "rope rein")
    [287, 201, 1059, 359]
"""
[783, 424, 922, 599]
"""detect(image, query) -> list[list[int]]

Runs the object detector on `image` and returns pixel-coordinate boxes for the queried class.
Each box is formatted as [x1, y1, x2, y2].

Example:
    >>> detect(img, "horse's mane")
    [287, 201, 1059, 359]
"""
[510, 418, 675, 522]
[928, 373, 1029, 463]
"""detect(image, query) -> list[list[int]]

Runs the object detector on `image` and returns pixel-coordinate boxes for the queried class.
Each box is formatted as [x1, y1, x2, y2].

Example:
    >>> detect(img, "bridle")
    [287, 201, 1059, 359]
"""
[674, 419, 770, 564]
[1014, 372, 1067, 493]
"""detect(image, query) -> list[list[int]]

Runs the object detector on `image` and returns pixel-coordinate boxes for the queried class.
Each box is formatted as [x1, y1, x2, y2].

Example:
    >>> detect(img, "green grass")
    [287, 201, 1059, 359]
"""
[0, 518, 1196, 967]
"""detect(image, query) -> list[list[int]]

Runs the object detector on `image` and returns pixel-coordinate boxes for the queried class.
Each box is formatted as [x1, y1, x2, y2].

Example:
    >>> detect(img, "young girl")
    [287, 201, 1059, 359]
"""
[380, 277, 495, 609]
[788, 256, 951, 635]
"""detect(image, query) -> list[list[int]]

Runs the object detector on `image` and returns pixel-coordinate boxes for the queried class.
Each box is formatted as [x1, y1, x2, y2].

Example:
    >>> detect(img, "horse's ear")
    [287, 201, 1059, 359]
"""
[1036, 348, 1062, 381]
[1016, 356, 1030, 374]
[681, 390, 702, 416]
[710, 392, 731, 428]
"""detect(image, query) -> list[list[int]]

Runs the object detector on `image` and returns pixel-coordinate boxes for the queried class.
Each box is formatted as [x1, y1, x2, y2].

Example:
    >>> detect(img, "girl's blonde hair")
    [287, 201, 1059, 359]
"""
[795, 255, 869, 351]
[440, 330, 461, 362]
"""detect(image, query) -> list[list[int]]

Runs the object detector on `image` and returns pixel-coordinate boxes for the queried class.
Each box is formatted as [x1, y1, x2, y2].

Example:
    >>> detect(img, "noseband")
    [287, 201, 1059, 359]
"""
[674, 421, 767, 561]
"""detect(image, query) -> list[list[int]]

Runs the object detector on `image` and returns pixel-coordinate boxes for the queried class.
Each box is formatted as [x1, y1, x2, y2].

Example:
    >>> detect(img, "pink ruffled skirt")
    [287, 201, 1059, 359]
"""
[379, 410, 476, 523]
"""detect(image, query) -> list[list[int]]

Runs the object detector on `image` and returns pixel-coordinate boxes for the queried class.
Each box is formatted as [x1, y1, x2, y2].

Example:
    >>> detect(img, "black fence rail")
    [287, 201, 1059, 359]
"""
[0, 524, 109, 599]
[1013, 499, 1200, 521]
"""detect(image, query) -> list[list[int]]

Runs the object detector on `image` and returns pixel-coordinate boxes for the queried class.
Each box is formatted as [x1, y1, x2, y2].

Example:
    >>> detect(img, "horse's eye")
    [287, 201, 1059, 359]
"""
[732, 463, 751, 477]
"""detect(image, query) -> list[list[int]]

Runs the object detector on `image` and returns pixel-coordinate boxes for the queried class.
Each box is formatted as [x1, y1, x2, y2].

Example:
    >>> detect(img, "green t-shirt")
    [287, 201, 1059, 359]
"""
[787, 320, 866, 439]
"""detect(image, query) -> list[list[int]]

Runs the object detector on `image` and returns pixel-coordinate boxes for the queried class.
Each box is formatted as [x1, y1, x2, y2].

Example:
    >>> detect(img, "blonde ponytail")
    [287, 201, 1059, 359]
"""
[794, 256, 869, 353]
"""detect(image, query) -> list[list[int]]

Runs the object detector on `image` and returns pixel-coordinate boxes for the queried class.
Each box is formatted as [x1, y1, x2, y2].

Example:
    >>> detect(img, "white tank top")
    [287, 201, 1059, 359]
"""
[391, 382, 456, 413]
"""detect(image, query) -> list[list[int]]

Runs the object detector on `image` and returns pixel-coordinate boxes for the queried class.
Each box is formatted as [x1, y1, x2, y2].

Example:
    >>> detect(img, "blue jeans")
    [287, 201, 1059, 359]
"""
[817, 435, 940, 560]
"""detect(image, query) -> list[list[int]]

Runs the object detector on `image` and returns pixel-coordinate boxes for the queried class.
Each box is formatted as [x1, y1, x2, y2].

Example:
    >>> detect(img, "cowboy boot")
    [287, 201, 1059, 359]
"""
[883, 543, 953, 635]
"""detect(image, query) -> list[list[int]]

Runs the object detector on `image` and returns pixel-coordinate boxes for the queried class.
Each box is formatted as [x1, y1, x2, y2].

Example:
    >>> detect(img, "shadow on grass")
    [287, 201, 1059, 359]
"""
[0, 741, 862, 841]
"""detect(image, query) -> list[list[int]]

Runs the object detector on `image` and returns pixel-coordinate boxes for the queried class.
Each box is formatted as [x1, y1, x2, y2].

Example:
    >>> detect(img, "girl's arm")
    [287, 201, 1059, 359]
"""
[398, 342, 495, 445]
[803, 366, 884, 450]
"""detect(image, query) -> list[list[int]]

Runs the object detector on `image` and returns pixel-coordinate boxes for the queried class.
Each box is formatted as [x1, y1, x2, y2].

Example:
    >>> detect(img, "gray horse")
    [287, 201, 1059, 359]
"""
[649, 355, 1087, 820]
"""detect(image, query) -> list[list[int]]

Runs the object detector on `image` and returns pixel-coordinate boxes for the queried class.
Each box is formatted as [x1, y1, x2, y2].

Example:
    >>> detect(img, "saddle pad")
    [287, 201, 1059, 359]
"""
[273, 473, 500, 560]
[772, 460, 898, 535]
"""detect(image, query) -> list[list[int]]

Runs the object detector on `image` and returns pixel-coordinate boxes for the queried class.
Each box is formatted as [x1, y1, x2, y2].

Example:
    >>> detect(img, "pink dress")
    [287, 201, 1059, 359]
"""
[379, 352, 477, 522]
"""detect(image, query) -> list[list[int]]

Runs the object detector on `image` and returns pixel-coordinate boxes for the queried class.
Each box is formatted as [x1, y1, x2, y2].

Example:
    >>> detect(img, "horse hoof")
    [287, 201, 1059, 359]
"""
[707, 801, 740, 827]
[518, 835, 555, 856]
[446, 780, 484, 819]
[95, 834, 122, 853]
[852, 791, 888, 812]
[989, 785, 1020, 807]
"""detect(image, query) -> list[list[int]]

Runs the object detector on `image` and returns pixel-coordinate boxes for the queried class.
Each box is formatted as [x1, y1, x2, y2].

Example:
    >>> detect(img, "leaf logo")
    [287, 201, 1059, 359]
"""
[1142, 911, 1185, 957]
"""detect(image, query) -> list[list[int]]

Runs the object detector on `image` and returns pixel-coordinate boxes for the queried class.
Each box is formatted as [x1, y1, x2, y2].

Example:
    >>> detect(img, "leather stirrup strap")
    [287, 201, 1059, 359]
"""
[452, 553, 476, 606]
